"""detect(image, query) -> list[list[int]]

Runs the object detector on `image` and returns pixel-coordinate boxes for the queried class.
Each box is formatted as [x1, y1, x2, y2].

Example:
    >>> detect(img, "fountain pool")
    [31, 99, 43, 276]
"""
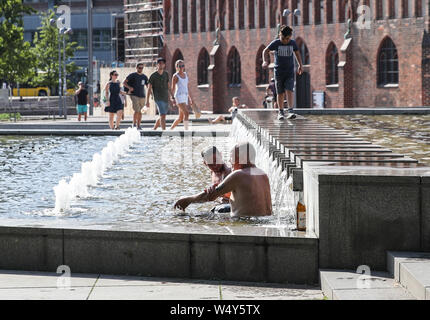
[0, 127, 298, 236]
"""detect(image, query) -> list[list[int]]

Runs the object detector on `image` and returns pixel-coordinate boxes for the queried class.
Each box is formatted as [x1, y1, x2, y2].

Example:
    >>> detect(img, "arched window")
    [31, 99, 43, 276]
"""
[256, 45, 269, 85]
[227, 47, 241, 87]
[326, 42, 339, 85]
[296, 38, 310, 65]
[197, 48, 210, 85]
[377, 37, 399, 86]
[171, 49, 184, 76]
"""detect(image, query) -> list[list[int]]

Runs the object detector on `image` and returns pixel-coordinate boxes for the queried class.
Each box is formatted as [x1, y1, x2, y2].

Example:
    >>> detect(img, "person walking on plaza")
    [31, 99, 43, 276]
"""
[123, 63, 149, 129]
[170, 60, 195, 130]
[262, 25, 303, 120]
[146, 57, 176, 131]
[104, 70, 126, 130]
[75, 81, 88, 121]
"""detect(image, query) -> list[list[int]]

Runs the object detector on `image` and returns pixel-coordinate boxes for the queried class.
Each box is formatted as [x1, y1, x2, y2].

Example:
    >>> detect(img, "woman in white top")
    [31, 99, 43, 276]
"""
[170, 60, 194, 130]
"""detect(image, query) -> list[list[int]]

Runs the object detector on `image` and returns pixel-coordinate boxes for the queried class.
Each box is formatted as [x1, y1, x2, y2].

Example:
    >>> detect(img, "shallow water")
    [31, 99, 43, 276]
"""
[0, 135, 295, 234]
[307, 115, 430, 165]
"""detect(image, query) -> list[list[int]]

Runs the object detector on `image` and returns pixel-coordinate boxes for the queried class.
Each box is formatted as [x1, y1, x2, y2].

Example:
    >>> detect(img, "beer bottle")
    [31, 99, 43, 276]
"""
[296, 192, 306, 231]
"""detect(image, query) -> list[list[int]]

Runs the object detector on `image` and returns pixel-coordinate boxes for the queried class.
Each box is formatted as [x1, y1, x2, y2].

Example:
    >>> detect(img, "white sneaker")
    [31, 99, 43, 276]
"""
[278, 109, 285, 120]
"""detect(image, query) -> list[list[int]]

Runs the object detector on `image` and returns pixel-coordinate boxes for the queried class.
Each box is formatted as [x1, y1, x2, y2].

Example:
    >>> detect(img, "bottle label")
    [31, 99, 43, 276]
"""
[297, 211, 306, 230]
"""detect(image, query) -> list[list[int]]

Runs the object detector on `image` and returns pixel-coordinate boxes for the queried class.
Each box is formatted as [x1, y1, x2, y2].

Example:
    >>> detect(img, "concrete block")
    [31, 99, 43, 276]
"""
[422, 176, 430, 251]
[386, 251, 430, 281]
[63, 229, 191, 278]
[320, 269, 394, 300]
[332, 287, 414, 300]
[399, 262, 430, 300]
[317, 174, 421, 270]
[292, 169, 303, 191]
[266, 238, 318, 285]
[0, 226, 63, 272]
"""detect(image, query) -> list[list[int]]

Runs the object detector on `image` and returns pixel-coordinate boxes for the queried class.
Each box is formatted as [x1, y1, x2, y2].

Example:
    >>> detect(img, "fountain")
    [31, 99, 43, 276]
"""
[53, 127, 141, 213]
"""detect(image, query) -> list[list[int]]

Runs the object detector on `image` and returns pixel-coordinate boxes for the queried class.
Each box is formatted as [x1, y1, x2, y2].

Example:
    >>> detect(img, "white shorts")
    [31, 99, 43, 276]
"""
[175, 94, 188, 105]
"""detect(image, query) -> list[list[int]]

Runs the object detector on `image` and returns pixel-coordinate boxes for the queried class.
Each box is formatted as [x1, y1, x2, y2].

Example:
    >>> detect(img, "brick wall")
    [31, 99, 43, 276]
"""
[162, 0, 429, 112]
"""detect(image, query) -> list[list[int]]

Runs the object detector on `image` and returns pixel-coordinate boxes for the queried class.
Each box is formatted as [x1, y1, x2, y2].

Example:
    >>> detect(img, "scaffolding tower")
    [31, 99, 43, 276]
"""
[124, 0, 164, 67]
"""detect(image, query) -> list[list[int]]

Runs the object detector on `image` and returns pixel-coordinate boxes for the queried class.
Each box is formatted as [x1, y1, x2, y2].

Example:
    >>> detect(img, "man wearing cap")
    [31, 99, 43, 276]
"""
[123, 62, 149, 129]
[146, 57, 176, 130]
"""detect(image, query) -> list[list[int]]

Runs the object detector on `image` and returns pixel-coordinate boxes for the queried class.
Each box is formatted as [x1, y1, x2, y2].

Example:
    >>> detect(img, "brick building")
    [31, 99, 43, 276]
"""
[162, 0, 429, 112]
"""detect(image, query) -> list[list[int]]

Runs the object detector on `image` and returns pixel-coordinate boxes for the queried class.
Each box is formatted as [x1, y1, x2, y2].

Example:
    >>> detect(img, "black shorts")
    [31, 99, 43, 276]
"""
[275, 72, 295, 93]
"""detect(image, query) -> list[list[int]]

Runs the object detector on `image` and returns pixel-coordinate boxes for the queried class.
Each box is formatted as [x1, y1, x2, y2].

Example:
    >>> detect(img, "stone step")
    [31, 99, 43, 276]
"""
[387, 251, 430, 300]
[320, 269, 415, 300]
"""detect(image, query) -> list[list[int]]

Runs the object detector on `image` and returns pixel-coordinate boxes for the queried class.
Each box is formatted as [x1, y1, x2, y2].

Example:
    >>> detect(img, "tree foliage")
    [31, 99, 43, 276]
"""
[31, 9, 82, 94]
[0, 0, 36, 86]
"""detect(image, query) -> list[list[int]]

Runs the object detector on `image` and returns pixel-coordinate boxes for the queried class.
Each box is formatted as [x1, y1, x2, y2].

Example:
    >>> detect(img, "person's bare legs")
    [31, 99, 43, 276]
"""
[208, 115, 225, 124]
[109, 112, 115, 129]
[136, 111, 142, 128]
[116, 110, 123, 129]
[170, 103, 188, 130]
[182, 105, 189, 130]
[153, 118, 160, 130]
[84, 112, 87, 121]
[160, 114, 166, 130]
[78, 113, 81, 121]
[133, 112, 138, 127]
[285, 90, 294, 110]
[277, 92, 285, 111]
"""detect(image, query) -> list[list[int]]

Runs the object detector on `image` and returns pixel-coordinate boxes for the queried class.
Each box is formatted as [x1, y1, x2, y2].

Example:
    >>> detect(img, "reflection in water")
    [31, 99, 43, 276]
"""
[307, 115, 430, 165]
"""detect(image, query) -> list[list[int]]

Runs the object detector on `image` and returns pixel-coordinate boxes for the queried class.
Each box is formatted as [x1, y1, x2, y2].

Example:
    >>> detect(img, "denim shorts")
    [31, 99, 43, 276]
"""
[76, 104, 88, 114]
[275, 72, 295, 93]
[155, 100, 168, 115]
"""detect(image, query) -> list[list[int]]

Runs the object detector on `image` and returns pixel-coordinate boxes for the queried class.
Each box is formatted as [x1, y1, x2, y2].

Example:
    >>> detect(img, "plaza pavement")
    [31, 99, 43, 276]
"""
[0, 269, 323, 300]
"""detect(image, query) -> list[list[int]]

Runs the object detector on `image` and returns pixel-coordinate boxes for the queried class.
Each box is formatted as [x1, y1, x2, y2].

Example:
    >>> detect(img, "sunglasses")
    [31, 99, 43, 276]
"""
[113, 73, 119, 76]
[179, 65, 185, 68]
[137, 67, 143, 70]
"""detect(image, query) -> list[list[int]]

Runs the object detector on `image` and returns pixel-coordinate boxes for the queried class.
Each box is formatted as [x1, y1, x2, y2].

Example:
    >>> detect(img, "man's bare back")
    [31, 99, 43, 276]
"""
[207, 166, 272, 217]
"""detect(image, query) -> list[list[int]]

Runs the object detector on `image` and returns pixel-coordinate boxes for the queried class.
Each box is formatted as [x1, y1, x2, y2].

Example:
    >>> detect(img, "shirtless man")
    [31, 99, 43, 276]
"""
[174, 142, 272, 217]
[173, 146, 231, 211]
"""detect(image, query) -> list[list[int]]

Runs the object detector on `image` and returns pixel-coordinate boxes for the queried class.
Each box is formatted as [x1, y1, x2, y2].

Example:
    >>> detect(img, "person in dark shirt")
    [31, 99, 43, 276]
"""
[75, 81, 89, 121]
[262, 25, 303, 120]
[123, 63, 149, 129]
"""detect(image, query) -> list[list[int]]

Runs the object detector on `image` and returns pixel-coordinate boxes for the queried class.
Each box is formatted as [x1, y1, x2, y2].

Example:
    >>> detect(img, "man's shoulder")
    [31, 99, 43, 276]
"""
[268, 39, 280, 47]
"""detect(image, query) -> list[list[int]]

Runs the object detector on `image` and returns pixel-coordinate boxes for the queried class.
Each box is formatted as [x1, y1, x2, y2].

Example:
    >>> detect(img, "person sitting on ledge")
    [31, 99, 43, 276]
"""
[208, 97, 247, 124]
[174, 142, 272, 217]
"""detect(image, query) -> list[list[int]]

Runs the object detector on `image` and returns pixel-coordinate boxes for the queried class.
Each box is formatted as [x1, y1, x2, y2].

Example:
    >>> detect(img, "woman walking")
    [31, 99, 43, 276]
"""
[170, 60, 194, 130]
[104, 70, 126, 130]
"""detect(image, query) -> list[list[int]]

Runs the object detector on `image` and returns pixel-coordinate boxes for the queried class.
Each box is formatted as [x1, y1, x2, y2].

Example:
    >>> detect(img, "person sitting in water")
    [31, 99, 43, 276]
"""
[208, 97, 247, 124]
[174, 142, 272, 218]
[172, 146, 232, 213]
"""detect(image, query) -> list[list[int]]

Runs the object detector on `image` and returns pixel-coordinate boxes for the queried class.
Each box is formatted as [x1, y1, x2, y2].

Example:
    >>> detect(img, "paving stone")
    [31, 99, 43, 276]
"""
[0, 269, 98, 289]
[220, 283, 323, 300]
[0, 286, 93, 300]
[332, 287, 414, 300]
[89, 282, 220, 300]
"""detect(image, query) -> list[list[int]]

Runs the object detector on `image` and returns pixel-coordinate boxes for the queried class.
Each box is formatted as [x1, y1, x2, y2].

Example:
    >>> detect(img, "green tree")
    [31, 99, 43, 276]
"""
[31, 9, 82, 95]
[0, 0, 36, 88]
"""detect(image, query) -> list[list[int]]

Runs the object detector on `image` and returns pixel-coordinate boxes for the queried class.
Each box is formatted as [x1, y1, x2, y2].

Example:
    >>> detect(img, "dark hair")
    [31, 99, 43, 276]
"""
[136, 63, 144, 68]
[109, 70, 117, 81]
[280, 25, 293, 37]
[157, 57, 166, 64]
